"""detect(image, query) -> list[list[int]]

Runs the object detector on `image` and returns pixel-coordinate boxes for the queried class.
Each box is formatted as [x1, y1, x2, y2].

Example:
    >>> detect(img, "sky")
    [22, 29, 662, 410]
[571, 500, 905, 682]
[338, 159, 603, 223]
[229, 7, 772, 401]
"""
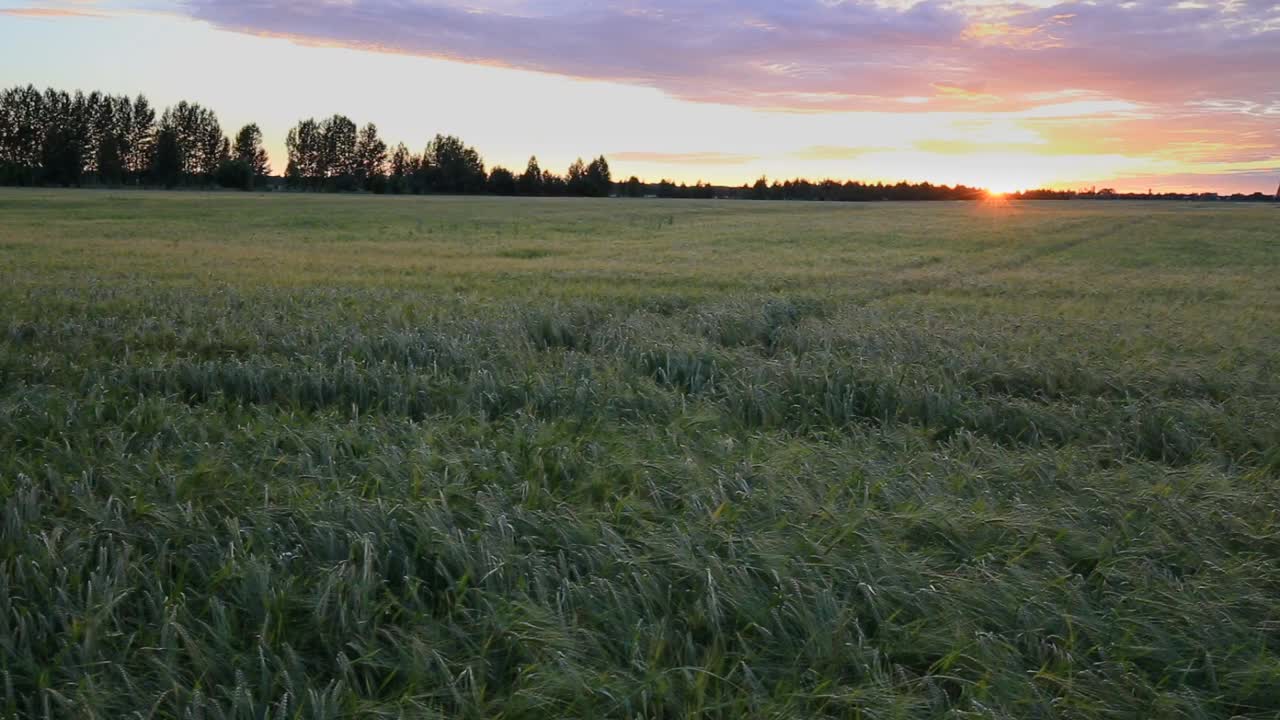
[1, 0, 1277, 193]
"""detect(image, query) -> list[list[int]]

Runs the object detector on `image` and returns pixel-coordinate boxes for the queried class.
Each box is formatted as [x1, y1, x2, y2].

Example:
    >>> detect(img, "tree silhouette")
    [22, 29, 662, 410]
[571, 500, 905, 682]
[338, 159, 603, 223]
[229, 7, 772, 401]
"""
[750, 176, 769, 200]
[0, 86, 44, 183]
[157, 100, 226, 183]
[88, 93, 122, 185]
[566, 158, 588, 196]
[36, 90, 83, 186]
[518, 156, 543, 196]
[215, 158, 254, 190]
[585, 156, 612, 197]
[388, 142, 414, 194]
[321, 115, 358, 189]
[233, 124, 271, 185]
[150, 127, 182, 188]
[423, 134, 485, 193]
[41, 127, 82, 187]
[488, 166, 516, 195]
[354, 123, 388, 192]
[541, 169, 566, 196]
[123, 95, 155, 184]
[285, 119, 321, 189]
[95, 132, 124, 186]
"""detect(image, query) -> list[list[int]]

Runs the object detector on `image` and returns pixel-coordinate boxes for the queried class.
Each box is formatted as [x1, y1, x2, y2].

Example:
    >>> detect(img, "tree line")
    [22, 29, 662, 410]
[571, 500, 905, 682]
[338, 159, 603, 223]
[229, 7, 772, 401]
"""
[1013, 187, 1277, 202]
[0, 84, 613, 196]
[736, 177, 984, 202]
[281, 114, 612, 197]
[625, 178, 1278, 203]
[611, 177, 986, 201]
[0, 85, 271, 189]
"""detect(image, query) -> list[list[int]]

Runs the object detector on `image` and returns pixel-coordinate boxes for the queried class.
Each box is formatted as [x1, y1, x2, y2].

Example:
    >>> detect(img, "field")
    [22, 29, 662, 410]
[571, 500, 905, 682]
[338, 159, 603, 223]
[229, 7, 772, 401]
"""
[2, 189, 1279, 719]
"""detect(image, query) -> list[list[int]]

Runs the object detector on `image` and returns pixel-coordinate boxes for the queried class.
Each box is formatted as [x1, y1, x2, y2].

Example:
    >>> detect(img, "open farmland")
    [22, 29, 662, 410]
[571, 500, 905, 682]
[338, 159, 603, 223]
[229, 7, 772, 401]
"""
[2, 189, 1279, 718]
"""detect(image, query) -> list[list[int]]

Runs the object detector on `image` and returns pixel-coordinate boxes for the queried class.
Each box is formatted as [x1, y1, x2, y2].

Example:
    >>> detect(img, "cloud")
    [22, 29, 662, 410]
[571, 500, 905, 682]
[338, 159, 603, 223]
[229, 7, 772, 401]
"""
[792, 145, 889, 160]
[175, 0, 1280, 117]
[1092, 169, 1280, 194]
[610, 152, 758, 165]
[178, 0, 968, 111]
[931, 83, 1002, 104]
[0, 6, 105, 17]
[18, 0, 1271, 191]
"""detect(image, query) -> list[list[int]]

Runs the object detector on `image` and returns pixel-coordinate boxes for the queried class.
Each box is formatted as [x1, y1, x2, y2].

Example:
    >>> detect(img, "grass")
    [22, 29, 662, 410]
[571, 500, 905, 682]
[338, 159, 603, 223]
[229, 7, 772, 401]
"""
[1, 188, 1279, 718]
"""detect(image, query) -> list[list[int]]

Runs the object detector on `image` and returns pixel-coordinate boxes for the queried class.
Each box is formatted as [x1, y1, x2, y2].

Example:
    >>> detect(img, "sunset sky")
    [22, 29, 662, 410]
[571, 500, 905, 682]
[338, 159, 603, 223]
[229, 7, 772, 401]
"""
[1, 0, 1277, 192]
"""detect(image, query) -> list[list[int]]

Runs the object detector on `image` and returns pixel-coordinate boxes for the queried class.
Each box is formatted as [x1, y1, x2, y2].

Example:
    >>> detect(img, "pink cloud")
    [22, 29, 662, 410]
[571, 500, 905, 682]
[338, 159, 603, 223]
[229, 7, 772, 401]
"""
[178, 1, 1280, 115]
[0, 6, 105, 17]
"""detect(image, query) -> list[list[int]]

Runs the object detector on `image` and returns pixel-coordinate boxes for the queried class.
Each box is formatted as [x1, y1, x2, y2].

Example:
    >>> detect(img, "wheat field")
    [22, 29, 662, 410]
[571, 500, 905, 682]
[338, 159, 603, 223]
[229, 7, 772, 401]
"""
[2, 189, 1279, 718]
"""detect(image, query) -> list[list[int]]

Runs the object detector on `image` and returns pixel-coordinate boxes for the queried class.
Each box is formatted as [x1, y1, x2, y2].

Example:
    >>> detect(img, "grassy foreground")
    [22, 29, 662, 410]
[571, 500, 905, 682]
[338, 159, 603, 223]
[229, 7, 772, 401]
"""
[2, 189, 1279, 718]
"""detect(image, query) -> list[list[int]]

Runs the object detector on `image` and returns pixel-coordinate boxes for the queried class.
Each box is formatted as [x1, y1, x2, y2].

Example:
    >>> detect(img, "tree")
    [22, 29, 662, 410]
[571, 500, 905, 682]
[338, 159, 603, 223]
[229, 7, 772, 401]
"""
[158, 101, 225, 183]
[388, 142, 414, 194]
[232, 124, 270, 185]
[354, 123, 387, 192]
[38, 89, 85, 187]
[125, 94, 155, 184]
[0, 86, 44, 168]
[622, 175, 643, 197]
[150, 126, 182, 188]
[585, 156, 612, 197]
[0, 85, 43, 185]
[95, 132, 124, 186]
[487, 166, 516, 195]
[517, 156, 543, 195]
[164, 103, 196, 177]
[212, 136, 232, 180]
[80, 91, 105, 178]
[215, 158, 253, 190]
[87, 93, 116, 183]
[108, 96, 136, 183]
[285, 118, 321, 189]
[541, 169, 566, 196]
[422, 134, 485, 193]
[199, 114, 228, 180]
[41, 126, 82, 187]
[751, 176, 770, 200]
[565, 158, 588, 196]
[320, 114, 358, 188]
